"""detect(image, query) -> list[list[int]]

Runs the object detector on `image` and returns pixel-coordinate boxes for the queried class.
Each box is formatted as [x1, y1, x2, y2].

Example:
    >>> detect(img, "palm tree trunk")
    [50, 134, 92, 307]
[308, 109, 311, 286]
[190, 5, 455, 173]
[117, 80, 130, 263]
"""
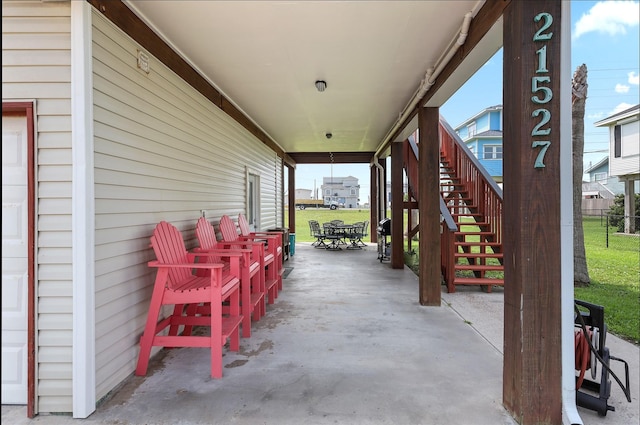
[572, 64, 590, 286]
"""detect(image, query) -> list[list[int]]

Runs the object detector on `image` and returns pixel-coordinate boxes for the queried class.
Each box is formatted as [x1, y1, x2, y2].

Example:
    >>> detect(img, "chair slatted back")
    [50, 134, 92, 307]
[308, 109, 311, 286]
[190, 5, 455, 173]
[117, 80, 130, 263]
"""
[237, 213, 251, 236]
[150, 221, 192, 289]
[195, 217, 223, 262]
[219, 215, 240, 242]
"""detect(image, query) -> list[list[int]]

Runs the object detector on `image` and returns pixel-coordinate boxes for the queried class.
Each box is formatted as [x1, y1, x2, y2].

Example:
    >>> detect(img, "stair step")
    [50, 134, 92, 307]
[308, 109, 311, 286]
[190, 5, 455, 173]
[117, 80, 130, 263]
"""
[441, 190, 468, 195]
[453, 277, 505, 286]
[455, 252, 503, 259]
[455, 264, 504, 271]
[458, 222, 491, 227]
[455, 231, 495, 236]
[455, 241, 501, 246]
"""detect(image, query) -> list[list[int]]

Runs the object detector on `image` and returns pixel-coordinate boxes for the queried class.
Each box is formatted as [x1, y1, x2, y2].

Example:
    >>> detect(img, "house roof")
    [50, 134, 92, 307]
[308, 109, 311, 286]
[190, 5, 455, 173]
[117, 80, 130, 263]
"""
[454, 104, 502, 130]
[593, 104, 640, 127]
[584, 156, 609, 174]
[473, 129, 502, 138]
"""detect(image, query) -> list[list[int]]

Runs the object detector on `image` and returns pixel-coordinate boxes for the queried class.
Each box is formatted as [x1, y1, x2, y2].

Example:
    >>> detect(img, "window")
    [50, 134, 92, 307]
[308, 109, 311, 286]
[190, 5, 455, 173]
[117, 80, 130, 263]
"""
[325, 188, 330, 196]
[614, 125, 621, 158]
[467, 122, 476, 138]
[594, 172, 607, 181]
[247, 171, 260, 231]
[483, 145, 503, 160]
[350, 188, 356, 195]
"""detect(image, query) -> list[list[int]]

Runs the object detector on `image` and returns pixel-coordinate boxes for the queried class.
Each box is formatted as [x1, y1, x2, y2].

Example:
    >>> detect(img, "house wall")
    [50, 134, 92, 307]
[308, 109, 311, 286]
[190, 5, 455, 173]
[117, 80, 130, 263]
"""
[2, 0, 74, 413]
[587, 162, 608, 181]
[476, 136, 503, 180]
[91, 11, 281, 401]
[610, 117, 640, 177]
[489, 110, 502, 130]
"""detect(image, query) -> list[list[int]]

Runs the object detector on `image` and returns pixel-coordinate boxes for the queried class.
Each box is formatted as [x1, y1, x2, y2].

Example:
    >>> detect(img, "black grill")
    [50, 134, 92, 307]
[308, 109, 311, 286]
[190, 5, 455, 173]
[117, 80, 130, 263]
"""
[377, 218, 391, 236]
[377, 218, 391, 262]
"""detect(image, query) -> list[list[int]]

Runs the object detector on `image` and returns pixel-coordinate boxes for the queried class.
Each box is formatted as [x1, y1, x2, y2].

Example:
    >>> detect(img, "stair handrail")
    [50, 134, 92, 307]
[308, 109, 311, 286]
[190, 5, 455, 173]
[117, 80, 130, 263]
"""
[439, 118, 503, 199]
[439, 118, 503, 247]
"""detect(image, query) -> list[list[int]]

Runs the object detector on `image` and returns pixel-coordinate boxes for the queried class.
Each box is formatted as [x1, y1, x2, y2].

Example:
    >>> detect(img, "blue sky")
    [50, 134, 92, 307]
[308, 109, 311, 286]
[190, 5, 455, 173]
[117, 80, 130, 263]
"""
[294, 1, 640, 199]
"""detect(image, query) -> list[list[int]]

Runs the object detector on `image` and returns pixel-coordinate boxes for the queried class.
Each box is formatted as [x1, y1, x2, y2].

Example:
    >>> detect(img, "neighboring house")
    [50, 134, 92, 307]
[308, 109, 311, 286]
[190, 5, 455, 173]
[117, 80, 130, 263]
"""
[581, 157, 618, 215]
[322, 176, 360, 208]
[582, 156, 624, 198]
[453, 105, 503, 184]
[294, 188, 313, 199]
[594, 104, 640, 233]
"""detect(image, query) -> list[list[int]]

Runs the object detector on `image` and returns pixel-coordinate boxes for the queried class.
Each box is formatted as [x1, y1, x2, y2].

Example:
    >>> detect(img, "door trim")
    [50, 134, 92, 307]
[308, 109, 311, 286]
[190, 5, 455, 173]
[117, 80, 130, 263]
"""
[3, 101, 36, 418]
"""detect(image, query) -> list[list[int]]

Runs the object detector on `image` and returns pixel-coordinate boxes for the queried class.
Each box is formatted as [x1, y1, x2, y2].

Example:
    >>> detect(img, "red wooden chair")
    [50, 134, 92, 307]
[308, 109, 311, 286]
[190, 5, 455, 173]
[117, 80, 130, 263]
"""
[194, 216, 265, 338]
[219, 214, 281, 304]
[135, 221, 242, 379]
[237, 214, 284, 290]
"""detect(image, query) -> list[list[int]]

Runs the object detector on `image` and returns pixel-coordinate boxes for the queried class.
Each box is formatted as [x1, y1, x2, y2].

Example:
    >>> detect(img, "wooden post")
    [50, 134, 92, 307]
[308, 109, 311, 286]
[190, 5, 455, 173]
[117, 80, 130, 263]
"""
[503, 1, 563, 423]
[418, 107, 441, 306]
[370, 162, 379, 243]
[287, 163, 295, 234]
[391, 142, 404, 269]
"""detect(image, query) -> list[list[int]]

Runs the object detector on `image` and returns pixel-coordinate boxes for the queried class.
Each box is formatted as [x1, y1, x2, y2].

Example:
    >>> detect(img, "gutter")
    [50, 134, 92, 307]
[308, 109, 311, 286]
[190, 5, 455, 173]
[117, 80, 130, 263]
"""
[375, 10, 475, 159]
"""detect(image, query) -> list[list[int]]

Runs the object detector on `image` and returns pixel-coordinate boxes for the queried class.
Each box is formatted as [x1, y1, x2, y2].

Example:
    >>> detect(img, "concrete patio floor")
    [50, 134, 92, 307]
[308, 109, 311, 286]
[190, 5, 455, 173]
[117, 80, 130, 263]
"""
[2, 242, 638, 425]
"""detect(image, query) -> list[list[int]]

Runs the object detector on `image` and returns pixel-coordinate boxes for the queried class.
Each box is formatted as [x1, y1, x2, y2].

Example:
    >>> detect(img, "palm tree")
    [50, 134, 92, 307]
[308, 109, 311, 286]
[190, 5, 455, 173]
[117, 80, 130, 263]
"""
[572, 64, 590, 286]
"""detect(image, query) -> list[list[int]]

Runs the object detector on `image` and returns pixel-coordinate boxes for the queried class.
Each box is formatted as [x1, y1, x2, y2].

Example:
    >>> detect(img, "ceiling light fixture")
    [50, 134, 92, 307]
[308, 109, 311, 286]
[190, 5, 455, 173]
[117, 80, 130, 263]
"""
[315, 80, 327, 92]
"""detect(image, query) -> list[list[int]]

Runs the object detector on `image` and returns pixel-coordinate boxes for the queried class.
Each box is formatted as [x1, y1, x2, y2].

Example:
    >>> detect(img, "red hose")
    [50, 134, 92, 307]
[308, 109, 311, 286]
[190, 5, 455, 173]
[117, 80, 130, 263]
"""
[574, 326, 592, 390]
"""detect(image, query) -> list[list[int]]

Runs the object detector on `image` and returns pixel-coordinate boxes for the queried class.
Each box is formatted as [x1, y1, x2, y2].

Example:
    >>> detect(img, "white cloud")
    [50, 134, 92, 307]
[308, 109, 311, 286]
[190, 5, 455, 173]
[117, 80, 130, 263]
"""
[628, 71, 640, 85]
[587, 112, 605, 120]
[615, 83, 630, 93]
[573, 1, 640, 39]
[612, 102, 635, 114]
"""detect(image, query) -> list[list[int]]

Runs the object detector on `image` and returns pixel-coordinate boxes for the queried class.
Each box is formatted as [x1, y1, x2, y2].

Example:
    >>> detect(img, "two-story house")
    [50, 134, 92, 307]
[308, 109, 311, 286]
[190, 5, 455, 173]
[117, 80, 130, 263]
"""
[454, 105, 503, 185]
[594, 104, 639, 233]
[322, 176, 360, 208]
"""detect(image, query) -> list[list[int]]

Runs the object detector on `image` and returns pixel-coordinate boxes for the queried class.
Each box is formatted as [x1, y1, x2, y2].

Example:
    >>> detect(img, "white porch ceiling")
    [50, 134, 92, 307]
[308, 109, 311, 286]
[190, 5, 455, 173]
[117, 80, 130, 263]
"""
[125, 1, 502, 157]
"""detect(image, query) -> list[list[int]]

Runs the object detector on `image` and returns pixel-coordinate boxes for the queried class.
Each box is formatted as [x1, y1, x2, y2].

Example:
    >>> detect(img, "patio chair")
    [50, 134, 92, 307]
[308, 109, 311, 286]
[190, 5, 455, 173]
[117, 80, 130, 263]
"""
[136, 221, 242, 379]
[309, 220, 327, 248]
[322, 222, 341, 250]
[219, 214, 281, 304]
[347, 222, 365, 250]
[237, 213, 284, 291]
[357, 220, 369, 246]
[195, 216, 265, 337]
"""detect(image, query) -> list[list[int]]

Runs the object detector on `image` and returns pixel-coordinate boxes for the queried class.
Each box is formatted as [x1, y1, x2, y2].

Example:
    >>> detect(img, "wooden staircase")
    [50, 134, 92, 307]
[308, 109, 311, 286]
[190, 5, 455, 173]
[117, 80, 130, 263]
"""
[440, 157, 504, 291]
[403, 118, 504, 293]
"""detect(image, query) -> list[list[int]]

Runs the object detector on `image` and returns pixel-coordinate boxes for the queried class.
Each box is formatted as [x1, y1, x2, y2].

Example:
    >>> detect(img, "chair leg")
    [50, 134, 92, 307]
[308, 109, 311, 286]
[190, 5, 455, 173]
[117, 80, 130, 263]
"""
[228, 287, 240, 352]
[209, 299, 223, 379]
[136, 270, 168, 376]
[240, 267, 252, 338]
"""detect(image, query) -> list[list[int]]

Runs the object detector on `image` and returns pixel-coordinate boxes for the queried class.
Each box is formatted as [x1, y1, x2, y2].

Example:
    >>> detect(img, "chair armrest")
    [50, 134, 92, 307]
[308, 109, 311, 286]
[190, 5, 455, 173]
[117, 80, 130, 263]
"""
[148, 260, 224, 269]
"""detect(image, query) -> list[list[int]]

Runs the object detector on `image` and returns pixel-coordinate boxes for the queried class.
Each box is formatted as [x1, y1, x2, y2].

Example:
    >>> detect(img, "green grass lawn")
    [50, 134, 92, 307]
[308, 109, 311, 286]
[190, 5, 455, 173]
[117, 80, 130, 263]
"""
[574, 217, 639, 344]
[288, 209, 639, 344]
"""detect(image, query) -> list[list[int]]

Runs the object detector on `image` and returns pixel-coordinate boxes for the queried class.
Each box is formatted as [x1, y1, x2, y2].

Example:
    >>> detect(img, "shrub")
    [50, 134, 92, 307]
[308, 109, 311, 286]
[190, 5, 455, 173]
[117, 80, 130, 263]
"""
[607, 193, 640, 232]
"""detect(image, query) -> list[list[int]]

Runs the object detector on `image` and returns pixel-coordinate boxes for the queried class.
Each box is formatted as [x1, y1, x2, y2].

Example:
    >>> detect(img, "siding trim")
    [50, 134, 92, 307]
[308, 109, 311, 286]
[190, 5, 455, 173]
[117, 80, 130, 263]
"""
[71, 1, 96, 418]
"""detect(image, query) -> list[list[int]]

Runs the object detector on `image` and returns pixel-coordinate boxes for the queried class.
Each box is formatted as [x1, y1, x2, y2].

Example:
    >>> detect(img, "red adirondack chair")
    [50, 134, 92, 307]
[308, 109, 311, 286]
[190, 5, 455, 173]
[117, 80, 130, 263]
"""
[237, 213, 284, 292]
[194, 216, 265, 338]
[136, 221, 242, 379]
[218, 214, 281, 304]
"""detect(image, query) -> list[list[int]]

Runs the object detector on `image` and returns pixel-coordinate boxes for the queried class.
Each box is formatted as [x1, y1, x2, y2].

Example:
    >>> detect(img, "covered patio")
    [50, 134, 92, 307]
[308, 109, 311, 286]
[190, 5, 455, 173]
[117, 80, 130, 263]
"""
[3, 243, 637, 425]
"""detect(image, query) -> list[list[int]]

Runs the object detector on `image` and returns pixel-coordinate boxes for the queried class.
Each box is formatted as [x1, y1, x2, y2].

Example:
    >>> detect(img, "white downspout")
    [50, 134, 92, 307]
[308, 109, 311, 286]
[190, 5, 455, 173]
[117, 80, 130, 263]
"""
[375, 11, 474, 158]
[372, 156, 386, 219]
[560, 2, 583, 424]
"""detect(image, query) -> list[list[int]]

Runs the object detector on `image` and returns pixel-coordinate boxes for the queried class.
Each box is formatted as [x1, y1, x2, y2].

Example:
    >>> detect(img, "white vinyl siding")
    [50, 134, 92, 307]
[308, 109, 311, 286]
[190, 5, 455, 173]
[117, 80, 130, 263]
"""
[610, 118, 640, 177]
[91, 12, 281, 400]
[2, 0, 73, 414]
